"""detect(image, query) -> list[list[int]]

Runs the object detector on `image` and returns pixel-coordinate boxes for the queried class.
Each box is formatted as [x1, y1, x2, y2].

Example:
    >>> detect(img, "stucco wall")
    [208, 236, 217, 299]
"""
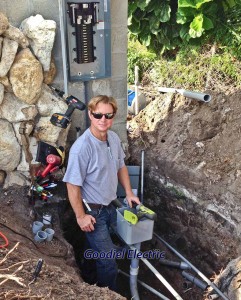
[0, 0, 128, 145]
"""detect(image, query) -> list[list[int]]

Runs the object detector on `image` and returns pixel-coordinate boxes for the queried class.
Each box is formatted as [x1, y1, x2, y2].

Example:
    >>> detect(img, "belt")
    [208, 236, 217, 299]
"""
[87, 203, 106, 210]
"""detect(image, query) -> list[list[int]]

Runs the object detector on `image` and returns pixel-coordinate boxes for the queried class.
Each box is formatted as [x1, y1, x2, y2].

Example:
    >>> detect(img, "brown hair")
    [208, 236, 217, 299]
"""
[88, 95, 118, 114]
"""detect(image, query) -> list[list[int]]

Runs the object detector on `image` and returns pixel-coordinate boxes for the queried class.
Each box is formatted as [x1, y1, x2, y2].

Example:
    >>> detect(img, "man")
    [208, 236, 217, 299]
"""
[63, 95, 140, 291]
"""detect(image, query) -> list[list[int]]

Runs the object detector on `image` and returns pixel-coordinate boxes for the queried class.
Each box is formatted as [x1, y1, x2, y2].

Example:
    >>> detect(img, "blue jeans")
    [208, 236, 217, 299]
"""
[84, 204, 118, 291]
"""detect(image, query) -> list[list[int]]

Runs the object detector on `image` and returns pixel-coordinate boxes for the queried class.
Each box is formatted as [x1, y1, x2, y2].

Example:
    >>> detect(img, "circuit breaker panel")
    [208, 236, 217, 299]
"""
[65, 0, 111, 81]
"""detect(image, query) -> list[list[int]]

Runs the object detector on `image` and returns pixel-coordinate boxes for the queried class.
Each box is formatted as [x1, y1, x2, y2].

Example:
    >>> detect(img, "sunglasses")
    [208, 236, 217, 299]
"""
[91, 112, 115, 120]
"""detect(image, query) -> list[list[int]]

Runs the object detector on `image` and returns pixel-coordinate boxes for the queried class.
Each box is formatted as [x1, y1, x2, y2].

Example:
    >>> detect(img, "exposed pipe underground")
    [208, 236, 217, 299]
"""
[130, 246, 184, 300]
[157, 87, 211, 103]
[129, 150, 145, 299]
[130, 243, 141, 300]
[153, 233, 229, 300]
[182, 271, 208, 291]
[118, 269, 170, 300]
[159, 259, 191, 270]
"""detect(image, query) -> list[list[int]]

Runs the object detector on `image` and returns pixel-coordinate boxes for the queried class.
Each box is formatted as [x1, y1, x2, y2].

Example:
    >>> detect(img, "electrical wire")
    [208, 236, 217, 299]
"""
[0, 231, 9, 248]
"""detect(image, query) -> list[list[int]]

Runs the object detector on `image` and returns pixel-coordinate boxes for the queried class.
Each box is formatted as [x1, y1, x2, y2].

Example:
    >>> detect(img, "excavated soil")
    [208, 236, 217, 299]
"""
[0, 186, 126, 300]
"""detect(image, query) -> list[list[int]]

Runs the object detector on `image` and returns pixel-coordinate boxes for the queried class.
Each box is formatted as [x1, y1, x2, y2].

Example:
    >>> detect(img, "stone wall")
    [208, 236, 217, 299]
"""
[0, 0, 128, 187]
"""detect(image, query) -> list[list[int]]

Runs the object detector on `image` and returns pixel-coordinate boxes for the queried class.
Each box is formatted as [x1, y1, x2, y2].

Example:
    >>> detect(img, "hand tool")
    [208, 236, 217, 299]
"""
[29, 258, 44, 285]
[49, 86, 86, 129]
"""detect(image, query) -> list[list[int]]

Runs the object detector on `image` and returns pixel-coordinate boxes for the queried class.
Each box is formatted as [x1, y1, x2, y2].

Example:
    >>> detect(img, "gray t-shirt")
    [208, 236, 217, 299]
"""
[63, 128, 125, 205]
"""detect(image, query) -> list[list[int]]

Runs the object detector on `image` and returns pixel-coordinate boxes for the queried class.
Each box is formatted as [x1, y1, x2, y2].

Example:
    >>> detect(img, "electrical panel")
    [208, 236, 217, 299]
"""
[65, 0, 111, 81]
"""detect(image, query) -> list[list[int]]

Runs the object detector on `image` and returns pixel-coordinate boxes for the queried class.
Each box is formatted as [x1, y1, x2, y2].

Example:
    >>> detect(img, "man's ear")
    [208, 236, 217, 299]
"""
[88, 110, 91, 119]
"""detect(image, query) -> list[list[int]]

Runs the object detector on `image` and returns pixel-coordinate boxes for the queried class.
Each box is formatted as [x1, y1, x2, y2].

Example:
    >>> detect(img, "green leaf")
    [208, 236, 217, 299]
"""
[149, 15, 161, 34]
[176, 7, 197, 24]
[128, 18, 141, 34]
[139, 34, 151, 47]
[155, 3, 171, 22]
[128, 2, 138, 17]
[136, 0, 152, 11]
[189, 14, 205, 38]
[180, 23, 192, 40]
[178, 0, 213, 9]
[202, 15, 214, 30]
[145, 0, 162, 13]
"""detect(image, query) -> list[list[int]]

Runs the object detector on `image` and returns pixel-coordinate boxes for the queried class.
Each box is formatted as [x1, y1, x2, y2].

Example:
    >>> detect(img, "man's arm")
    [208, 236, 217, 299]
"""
[66, 182, 96, 232]
[117, 165, 140, 207]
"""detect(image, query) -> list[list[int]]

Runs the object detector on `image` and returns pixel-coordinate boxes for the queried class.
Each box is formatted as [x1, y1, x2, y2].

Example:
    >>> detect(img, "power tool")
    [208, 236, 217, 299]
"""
[122, 204, 157, 224]
[50, 86, 86, 129]
[40, 154, 62, 178]
[136, 204, 157, 221]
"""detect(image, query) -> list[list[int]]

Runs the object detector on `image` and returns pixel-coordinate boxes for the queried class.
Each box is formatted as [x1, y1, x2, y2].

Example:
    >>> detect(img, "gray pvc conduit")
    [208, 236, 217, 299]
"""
[129, 151, 145, 299]
[118, 269, 170, 300]
[153, 233, 229, 300]
[182, 271, 208, 290]
[130, 243, 140, 300]
[130, 246, 183, 300]
[157, 87, 211, 103]
[58, 0, 69, 95]
[159, 259, 190, 270]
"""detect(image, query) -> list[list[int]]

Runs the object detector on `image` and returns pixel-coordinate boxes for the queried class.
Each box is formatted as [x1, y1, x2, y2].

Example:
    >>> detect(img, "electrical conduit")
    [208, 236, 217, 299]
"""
[154, 233, 229, 300]
[130, 246, 183, 300]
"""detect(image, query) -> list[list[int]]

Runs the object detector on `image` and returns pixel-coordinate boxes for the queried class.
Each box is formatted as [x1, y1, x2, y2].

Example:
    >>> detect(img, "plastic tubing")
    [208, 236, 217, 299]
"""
[153, 233, 229, 300]
[118, 269, 170, 300]
[130, 246, 184, 300]
[130, 243, 140, 300]
[182, 271, 208, 290]
[157, 87, 211, 103]
[159, 259, 190, 270]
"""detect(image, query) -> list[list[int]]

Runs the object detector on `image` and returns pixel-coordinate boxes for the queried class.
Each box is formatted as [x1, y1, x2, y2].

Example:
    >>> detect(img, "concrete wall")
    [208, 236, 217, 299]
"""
[0, 0, 128, 145]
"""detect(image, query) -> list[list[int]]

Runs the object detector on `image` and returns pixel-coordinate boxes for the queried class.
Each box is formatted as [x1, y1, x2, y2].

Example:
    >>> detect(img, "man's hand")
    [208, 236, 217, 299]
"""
[126, 193, 140, 208]
[77, 214, 96, 232]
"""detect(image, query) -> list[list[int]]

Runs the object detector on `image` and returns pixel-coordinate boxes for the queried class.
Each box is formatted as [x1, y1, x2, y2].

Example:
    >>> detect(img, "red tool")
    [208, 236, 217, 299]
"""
[41, 154, 62, 178]
[0, 231, 9, 248]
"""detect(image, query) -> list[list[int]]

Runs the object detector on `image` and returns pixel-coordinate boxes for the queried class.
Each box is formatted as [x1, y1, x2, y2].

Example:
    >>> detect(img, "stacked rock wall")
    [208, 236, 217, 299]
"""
[0, 12, 69, 188]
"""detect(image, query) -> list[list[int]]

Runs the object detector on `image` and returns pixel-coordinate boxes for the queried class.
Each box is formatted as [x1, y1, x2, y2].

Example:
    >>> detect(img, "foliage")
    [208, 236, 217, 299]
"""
[128, 37, 157, 83]
[128, 39, 241, 92]
[128, 0, 240, 55]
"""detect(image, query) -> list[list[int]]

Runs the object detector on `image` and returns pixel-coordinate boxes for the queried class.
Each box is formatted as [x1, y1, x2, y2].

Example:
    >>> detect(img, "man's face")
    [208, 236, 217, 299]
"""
[89, 102, 115, 133]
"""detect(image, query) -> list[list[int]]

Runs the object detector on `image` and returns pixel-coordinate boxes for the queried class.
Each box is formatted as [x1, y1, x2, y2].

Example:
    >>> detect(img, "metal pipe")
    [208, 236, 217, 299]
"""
[182, 271, 208, 291]
[118, 269, 170, 300]
[130, 246, 183, 300]
[58, 0, 69, 95]
[159, 259, 190, 270]
[153, 233, 229, 300]
[157, 87, 211, 103]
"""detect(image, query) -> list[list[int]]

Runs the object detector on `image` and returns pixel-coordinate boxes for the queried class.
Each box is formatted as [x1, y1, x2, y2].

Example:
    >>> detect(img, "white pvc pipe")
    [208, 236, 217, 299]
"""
[157, 87, 211, 102]
[130, 246, 183, 300]
[134, 66, 139, 115]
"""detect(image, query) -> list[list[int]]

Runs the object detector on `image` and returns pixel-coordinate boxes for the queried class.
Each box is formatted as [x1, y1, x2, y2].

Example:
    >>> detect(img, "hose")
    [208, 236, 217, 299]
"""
[0, 231, 9, 248]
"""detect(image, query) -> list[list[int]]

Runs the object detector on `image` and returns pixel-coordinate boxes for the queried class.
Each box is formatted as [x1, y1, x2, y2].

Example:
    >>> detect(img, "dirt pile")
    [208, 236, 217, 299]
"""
[0, 187, 126, 300]
[127, 86, 241, 298]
